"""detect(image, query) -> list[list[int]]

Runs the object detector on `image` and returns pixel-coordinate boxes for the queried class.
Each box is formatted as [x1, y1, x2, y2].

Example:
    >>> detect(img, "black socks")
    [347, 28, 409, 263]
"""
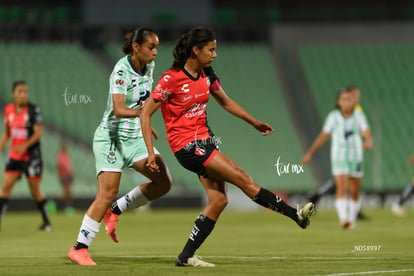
[399, 184, 414, 206]
[178, 213, 216, 262]
[36, 199, 51, 225]
[0, 198, 9, 221]
[110, 201, 122, 215]
[253, 188, 297, 221]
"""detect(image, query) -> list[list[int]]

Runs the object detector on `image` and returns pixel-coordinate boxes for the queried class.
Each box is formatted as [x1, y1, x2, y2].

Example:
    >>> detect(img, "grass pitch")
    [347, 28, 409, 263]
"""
[0, 208, 413, 276]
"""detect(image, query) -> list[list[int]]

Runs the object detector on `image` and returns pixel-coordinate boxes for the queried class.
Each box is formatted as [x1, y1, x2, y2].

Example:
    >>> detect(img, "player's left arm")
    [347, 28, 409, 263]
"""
[362, 129, 372, 150]
[210, 86, 273, 135]
[358, 112, 372, 150]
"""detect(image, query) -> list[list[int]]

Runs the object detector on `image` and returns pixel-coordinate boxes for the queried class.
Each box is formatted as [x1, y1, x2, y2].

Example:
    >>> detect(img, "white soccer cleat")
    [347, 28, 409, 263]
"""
[296, 202, 315, 229]
[391, 203, 405, 217]
[175, 255, 215, 267]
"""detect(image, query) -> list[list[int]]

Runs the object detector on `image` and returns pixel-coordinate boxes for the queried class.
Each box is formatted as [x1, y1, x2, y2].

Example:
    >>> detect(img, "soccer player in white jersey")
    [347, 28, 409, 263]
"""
[302, 89, 372, 229]
[307, 86, 370, 220]
[68, 28, 173, 265]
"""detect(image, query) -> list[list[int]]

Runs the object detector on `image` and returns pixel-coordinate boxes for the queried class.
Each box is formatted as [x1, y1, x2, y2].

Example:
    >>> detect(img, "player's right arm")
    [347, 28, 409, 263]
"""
[302, 131, 330, 165]
[110, 66, 141, 118]
[302, 111, 334, 165]
[112, 94, 142, 118]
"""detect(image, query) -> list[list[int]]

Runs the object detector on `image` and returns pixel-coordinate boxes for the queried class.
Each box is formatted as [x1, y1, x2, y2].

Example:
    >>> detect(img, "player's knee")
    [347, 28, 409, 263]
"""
[99, 186, 119, 203]
[209, 193, 228, 211]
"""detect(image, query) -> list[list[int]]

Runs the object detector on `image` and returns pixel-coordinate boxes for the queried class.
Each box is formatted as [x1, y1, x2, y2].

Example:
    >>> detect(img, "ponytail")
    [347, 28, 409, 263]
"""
[172, 33, 191, 69]
[171, 26, 216, 70]
[122, 28, 157, 55]
[122, 32, 134, 55]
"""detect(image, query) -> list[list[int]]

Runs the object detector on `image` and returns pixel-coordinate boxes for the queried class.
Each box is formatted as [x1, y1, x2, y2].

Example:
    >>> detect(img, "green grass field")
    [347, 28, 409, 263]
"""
[0, 208, 413, 276]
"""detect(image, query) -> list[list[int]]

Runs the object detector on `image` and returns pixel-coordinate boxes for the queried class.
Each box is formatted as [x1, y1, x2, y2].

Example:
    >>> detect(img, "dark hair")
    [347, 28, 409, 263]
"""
[171, 26, 216, 69]
[345, 85, 358, 91]
[12, 80, 27, 92]
[123, 27, 156, 55]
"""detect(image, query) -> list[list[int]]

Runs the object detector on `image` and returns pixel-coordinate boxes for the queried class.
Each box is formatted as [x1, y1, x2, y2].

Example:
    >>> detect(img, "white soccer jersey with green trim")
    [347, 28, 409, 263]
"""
[99, 55, 154, 140]
[322, 109, 369, 162]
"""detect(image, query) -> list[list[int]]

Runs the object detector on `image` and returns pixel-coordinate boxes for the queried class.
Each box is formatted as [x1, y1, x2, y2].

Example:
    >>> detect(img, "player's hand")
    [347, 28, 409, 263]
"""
[364, 140, 372, 150]
[408, 155, 414, 165]
[146, 153, 160, 172]
[254, 121, 274, 136]
[136, 105, 144, 117]
[301, 153, 312, 165]
[12, 144, 27, 154]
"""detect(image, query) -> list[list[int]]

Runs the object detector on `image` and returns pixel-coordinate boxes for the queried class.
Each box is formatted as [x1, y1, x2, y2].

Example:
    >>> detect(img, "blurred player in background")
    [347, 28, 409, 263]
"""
[141, 26, 315, 267]
[68, 28, 173, 265]
[56, 142, 75, 214]
[392, 154, 414, 216]
[0, 80, 52, 231]
[307, 86, 369, 220]
[302, 88, 372, 229]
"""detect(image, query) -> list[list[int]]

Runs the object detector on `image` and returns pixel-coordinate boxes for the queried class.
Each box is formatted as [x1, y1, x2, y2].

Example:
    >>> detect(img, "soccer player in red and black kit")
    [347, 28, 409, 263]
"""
[141, 26, 315, 267]
[0, 80, 51, 231]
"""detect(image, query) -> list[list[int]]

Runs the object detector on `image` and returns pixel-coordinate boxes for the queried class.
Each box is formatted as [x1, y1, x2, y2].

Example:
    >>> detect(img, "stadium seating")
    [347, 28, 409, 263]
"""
[298, 44, 414, 191]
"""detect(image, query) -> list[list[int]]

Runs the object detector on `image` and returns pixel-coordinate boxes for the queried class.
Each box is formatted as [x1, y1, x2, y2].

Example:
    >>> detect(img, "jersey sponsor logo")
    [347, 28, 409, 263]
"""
[116, 70, 124, 76]
[195, 90, 209, 98]
[344, 130, 354, 139]
[138, 79, 150, 85]
[10, 128, 28, 139]
[181, 83, 190, 93]
[136, 90, 151, 106]
[179, 95, 193, 102]
[154, 84, 170, 101]
[184, 103, 207, 118]
[115, 79, 124, 86]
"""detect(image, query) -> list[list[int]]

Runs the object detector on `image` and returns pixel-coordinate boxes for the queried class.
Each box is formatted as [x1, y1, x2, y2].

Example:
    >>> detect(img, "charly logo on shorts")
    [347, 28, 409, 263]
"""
[107, 151, 116, 164]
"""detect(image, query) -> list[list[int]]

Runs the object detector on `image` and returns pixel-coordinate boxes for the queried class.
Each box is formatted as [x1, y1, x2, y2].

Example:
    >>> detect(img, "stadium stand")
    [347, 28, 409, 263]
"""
[298, 44, 414, 192]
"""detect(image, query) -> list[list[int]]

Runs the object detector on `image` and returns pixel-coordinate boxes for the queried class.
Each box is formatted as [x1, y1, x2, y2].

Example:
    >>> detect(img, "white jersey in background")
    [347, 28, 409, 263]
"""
[323, 109, 369, 163]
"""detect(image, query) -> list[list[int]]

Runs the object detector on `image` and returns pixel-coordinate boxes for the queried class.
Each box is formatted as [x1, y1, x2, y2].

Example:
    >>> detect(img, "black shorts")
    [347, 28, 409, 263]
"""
[175, 138, 219, 177]
[5, 156, 43, 180]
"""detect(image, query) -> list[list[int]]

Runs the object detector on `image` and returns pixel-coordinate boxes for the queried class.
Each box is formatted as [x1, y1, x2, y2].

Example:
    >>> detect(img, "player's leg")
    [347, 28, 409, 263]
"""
[0, 172, 20, 225]
[68, 171, 121, 265]
[175, 176, 226, 267]
[309, 178, 336, 204]
[27, 177, 52, 231]
[205, 151, 314, 228]
[333, 174, 349, 228]
[392, 179, 414, 216]
[103, 139, 172, 241]
[26, 157, 52, 230]
[348, 177, 362, 227]
[61, 178, 75, 214]
[104, 154, 172, 242]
